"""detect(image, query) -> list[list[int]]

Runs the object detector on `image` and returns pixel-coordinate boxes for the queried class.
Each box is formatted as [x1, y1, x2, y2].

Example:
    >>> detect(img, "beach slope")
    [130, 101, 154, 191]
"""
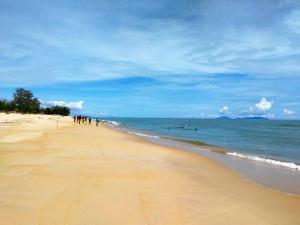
[0, 114, 300, 225]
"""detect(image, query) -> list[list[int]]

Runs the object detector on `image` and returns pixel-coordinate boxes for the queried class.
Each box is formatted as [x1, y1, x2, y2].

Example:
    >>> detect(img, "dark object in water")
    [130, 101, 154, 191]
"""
[166, 126, 199, 131]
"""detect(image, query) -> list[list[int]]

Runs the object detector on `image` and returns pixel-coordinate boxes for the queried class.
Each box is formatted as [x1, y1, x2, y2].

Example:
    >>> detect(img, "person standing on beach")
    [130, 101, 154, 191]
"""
[88, 118, 91, 125]
[96, 118, 99, 127]
[73, 115, 76, 123]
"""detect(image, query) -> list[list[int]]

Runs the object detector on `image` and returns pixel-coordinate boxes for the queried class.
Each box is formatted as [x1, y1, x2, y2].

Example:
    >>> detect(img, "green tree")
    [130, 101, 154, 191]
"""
[0, 99, 16, 112]
[12, 88, 41, 113]
[41, 106, 70, 116]
[1, 88, 70, 115]
[0, 99, 9, 112]
[50, 106, 70, 116]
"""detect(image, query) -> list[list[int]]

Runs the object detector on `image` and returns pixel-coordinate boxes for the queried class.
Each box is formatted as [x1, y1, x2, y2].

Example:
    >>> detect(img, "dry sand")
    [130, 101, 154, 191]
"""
[0, 113, 300, 225]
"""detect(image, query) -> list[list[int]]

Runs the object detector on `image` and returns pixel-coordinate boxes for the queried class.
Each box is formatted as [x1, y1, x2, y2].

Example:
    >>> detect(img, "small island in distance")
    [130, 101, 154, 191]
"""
[217, 116, 269, 120]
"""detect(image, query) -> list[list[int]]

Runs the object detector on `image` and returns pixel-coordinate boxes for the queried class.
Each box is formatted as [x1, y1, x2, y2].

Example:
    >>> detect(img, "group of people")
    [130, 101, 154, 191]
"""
[73, 115, 100, 127]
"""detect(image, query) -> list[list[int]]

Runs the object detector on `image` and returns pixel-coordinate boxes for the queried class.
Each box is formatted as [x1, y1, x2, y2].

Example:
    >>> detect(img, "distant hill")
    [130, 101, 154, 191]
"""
[240, 116, 269, 120]
[217, 116, 231, 119]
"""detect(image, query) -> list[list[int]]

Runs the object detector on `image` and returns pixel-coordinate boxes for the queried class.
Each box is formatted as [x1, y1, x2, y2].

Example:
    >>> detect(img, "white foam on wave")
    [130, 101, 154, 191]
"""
[226, 152, 300, 170]
[103, 120, 120, 127]
[128, 132, 160, 139]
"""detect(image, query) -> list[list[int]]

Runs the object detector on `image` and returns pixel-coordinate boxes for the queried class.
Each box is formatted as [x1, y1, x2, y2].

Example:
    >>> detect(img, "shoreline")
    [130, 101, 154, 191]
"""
[1, 114, 300, 224]
[108, 121, 300, 196]
[104, 119, 300, 170]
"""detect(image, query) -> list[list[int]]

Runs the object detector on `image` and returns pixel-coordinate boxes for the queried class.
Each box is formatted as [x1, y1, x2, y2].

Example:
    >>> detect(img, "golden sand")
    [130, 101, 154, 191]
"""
[0, 113, 300, 225]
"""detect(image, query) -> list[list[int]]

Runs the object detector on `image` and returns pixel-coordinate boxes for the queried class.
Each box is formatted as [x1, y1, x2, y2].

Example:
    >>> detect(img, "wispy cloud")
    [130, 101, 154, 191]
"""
[1, 0, 300, 87]
[283, 108, 295, 116]
[285, 9, 300, 34]
[0, 0, 299, 118]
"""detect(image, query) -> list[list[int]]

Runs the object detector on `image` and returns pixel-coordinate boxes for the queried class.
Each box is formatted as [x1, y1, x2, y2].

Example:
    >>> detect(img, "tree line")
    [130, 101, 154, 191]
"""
[0, 88, 70, 116]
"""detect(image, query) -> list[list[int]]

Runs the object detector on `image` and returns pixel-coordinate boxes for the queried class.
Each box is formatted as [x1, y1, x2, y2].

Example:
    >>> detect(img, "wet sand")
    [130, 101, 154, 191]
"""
[0, 113, 300, 225]
[147, 136, 300, 195]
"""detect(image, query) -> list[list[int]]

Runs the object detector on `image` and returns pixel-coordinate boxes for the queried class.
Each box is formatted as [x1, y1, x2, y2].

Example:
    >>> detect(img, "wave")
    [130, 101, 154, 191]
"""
[103, 120, 120, 127]
[226, 152, 300, 170]
[128, 132, 160, 139]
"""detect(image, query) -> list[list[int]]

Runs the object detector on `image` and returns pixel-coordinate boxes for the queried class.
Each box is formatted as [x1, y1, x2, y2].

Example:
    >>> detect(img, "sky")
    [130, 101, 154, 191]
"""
[0, 0, 300, 118]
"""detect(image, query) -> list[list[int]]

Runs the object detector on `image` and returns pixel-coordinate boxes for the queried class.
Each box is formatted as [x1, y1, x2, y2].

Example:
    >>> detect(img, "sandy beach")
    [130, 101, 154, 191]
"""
[0, 113, 300, 225]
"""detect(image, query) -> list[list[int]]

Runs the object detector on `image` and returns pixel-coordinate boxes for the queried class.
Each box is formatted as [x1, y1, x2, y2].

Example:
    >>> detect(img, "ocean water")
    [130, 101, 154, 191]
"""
[104, 118, 300, 170]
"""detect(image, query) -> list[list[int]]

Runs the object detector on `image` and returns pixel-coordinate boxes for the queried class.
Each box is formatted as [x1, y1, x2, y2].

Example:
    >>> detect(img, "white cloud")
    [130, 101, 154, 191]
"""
[219, 106, 229, 114]
[45, 100, 84, 110]
[241, 97, 273, 116]
[254, 97, 273, 112]
[66, 101, 84, 110]
[46, 101, 66, 107]
[283, 108, 295, 116]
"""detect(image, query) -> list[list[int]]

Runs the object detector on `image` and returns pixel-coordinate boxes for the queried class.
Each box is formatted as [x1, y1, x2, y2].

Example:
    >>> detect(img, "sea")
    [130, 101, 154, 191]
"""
[103, 118, 300, 195]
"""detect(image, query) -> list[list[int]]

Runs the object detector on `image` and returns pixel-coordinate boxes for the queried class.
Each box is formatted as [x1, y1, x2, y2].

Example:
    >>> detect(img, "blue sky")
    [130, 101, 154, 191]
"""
[0, 0, 300, 118]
